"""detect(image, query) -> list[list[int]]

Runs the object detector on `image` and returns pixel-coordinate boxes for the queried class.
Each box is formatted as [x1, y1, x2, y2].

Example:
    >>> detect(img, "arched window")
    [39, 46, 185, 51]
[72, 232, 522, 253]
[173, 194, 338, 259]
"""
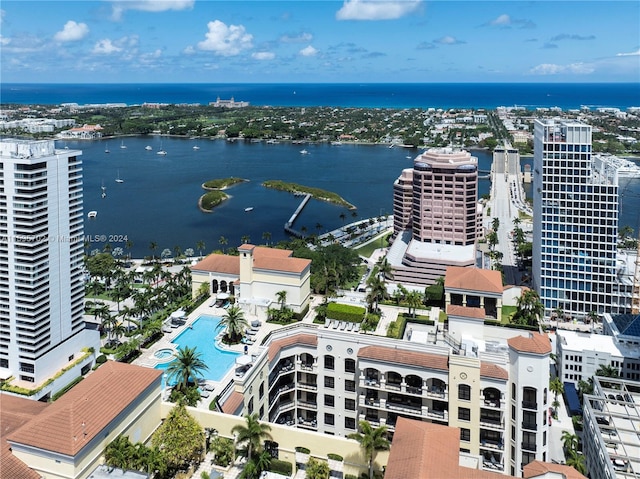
[211, 279, 219, 293]
[458, 383, 471, 401]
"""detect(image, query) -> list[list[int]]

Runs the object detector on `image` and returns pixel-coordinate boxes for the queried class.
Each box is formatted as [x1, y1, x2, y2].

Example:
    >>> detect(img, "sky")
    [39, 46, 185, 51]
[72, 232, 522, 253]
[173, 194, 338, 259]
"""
[0, 0, 639, 83]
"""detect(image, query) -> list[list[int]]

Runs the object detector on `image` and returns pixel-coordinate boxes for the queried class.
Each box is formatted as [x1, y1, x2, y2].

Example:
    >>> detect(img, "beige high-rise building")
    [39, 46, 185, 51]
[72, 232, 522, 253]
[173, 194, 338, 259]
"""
[388, 148, 483, 286]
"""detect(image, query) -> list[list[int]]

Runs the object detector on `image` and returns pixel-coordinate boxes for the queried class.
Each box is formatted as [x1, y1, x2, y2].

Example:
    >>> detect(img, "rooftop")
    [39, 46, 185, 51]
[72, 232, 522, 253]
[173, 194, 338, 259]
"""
[445, 266, 504, 294]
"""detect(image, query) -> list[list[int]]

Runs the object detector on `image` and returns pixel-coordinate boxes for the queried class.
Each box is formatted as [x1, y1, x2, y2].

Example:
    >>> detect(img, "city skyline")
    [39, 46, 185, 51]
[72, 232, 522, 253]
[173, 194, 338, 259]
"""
[1, 1, 638, 84]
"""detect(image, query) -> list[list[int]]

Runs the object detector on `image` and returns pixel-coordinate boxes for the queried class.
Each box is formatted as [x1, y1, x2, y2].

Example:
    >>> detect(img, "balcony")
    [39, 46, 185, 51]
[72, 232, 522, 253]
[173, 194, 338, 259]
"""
[479, 418, 504, 430]
[521, 401, 538, 410]
[425, 386, 446, 399]
[269, 384, 294, 405]
[521, 421, 537, 430]
[361, 377, 381, 388]
[298, 400, 317, 411]
[360, 396, 381, 408]
[385, 381, 402, 392]
[406, 386, 423, 396]
[298, 361, 315, 372]
[521, 442, 537, 452]
[297, 417, 317, 430]
[482, 397, 503, 409]
[297, 381, 317, 392]
[480, 440, 504, 451]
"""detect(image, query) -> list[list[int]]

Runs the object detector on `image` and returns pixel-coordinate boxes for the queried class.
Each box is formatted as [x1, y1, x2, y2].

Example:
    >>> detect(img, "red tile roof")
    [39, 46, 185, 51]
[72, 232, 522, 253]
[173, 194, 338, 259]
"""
[524, 460, 587, 479]
[480, 362, 509, 381]
[268, 334, 318, 361]
[221, 391, 244, 415]
[0, 394, 48, 479]
[191, 254, 240, 275]
[385, 418, 504, 479]
[445, 267, 503, 294]
[447, 304, 486, 319]
[357, 346, 449, 371]
[508, 333, 551, 355]
[7, 361, 161, 457]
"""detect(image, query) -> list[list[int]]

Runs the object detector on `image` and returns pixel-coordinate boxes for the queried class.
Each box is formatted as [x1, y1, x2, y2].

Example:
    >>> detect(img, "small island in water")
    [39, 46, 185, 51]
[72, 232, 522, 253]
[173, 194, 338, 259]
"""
[199, 177, 248, 212]
[262, 180, 356, 210]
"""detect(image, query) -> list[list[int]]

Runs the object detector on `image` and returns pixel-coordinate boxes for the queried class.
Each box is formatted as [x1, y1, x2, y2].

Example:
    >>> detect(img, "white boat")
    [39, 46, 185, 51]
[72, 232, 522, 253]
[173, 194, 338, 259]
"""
[115, 170, 124, 183]
[157, 149, 167, 156]
[193, 145, 200, 150]
[300, 149, 309, 155]
[145, 145, 152, 151]
[331, 141, 343, 146]
[244, 207, 254, 212]
[105, 145, 110, 153]
[87, 211, 97, 219]
[120, 141, 127, 149]
[101, 182, 107, 198]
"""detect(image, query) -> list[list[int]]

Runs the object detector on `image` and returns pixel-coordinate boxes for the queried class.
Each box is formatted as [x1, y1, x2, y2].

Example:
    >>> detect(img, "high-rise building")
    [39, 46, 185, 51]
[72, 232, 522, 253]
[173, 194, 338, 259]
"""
[532, 120, 622, 317]
[0, 139, 99, 388]
[388, 148, 482, 286]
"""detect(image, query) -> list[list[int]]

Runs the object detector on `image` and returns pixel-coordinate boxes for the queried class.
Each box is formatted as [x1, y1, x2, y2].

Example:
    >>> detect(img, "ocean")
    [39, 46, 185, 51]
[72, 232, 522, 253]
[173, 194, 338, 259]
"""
[2, 83, 639, 110]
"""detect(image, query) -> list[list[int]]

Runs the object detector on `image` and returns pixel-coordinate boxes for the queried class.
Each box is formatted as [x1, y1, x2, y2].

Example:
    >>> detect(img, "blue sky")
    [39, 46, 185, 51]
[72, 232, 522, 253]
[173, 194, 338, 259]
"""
[1, 1, 638, 83]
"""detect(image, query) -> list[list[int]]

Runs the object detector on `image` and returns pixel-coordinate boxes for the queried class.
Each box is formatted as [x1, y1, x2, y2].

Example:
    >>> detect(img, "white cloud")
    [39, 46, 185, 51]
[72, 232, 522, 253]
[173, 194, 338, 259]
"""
[252, 52, 275, 60]
[336, 0, 421, 21]
[529, 62, 594, 75]
[0, 36, 10, 46]
[54, 21, 89, 42]
[616, 48, 640, 57]
[0, 9, 5, 24]
[92, 39, 122, 55]
[196, 20, 253, 56]
[300, 45, 318, 57]
[491, 14, 511, 26]
[280, 32, 313, 43]
[436, 36, 464, 45]
[110, 0, 194, 20]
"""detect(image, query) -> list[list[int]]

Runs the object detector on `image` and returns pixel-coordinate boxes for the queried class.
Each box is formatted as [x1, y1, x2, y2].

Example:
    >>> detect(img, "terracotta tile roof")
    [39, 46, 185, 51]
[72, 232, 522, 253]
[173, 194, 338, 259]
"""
[253, 246, 294, 259]
[221, 391, 244, 415]
[357, 346, 449, 371]
[447, 304, 486, 319]
[190, 254, 240, 275]
[253, 246, 311, 274]
[385, 418, 505, 479]
[0, 394, 48, 479]
[524, 460, 587, 479]
[508, 333, 551, 355]
[480, 362, 509, 381]
[268, 334, 318, 361]
[445, 267, 503, 294]
[7, 361, 161, 457]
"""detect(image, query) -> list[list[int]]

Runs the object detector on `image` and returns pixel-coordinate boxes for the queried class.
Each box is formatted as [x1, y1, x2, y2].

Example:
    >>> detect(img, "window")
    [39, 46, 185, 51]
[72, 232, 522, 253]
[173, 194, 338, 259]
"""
[325, 413, 335, 426]
[259, 383, 264, 399]
[345, 379, 356, 392]
[265, 441, 279, 459]
[458, 384, 471, 401]
[324, 355, 335, 370]
[248, 398, 254, 414]
[324, 394, 335, 407]
[460, 428, 471, 441]
[345, 358, 356, 373]
[345, 417, 356, 430]
[259, 405, 264, 418]
[458, 407, 471, 421]
[325, 376, 335, 389]
[345, 398, 356, 410]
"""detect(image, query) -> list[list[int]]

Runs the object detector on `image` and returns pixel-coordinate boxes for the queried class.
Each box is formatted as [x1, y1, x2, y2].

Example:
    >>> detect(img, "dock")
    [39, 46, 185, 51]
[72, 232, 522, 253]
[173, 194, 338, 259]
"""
[284, 194, 312, 237]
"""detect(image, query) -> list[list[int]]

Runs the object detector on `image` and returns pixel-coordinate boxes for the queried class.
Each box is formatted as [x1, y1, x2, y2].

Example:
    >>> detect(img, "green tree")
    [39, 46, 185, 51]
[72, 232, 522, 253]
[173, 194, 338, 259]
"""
[262, 231, 272, 246]
[406, 290, 423, 318]
[306, 457, 331, 479]
[511, 289, 544, 327]
[561, 430, 579, 454]
[347, 420, 390, 479]
[376, 257, 392, 280]
[219, 305, 249, 344]
[196, 240, 206, 257]
[166, 346, 208, 392]
[231, 413, 272, 461]
[104, 434, 134, 470]
[211, 436, 236, 467]
[149, 241, 158, 261]
[550, 376, 564, 405]
[151, 403, 205, 473]
[366, 276, 387, 312]
[276, 290, 287, 311]
[565, 448, 587, 475]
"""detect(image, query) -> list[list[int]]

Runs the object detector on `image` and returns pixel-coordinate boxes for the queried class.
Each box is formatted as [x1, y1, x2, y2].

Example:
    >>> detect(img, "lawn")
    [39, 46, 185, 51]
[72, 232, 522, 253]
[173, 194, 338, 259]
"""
[353, 232, 391, 258]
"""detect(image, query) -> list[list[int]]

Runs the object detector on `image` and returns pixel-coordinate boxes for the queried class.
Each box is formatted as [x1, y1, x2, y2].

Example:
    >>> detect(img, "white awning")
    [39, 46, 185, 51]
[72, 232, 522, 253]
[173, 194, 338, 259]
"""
[235, 355, 252, 366]
[0, 367, 13, 380]
[171, 309, 186, 319]
[217, 293, 230, 300]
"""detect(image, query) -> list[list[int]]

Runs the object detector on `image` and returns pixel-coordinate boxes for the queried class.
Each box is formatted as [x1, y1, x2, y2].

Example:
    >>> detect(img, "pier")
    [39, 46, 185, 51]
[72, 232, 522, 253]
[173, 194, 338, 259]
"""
[284, 194, 312, 237]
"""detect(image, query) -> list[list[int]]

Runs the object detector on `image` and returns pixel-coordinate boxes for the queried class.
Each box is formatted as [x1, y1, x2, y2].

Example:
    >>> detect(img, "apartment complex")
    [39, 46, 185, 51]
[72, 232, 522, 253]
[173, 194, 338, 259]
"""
[223, 316, 551, 477]
[388, 148, 482, 286]
[0, 139, 99, 388]
[532, 119, 627, 317]
[582, 376, 640, 479]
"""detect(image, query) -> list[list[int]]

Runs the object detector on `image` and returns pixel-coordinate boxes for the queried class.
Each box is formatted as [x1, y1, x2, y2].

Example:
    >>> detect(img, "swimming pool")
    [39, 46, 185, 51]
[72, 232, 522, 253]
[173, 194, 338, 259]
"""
[155, 315, 240, 382]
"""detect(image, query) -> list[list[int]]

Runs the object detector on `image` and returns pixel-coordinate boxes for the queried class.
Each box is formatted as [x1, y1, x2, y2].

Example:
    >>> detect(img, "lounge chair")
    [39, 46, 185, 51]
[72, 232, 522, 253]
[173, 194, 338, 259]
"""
[245, 329, 257, 336]
[339, 321, 346, 330]
[200, 390, 210, 398]
[332, 321, 339, 329]
[324, 318, 331, 328]
[354, 323, 360, 332]
[346, 322, 354, 331]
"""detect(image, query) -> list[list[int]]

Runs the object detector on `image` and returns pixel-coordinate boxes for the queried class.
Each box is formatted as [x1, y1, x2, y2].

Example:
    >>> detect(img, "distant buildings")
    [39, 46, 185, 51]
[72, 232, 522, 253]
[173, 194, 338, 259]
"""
[0, 139, 99, 394]
[532, 119, 632, 318]
[209, 96, 249, 108]
[388, 148, 482, 286]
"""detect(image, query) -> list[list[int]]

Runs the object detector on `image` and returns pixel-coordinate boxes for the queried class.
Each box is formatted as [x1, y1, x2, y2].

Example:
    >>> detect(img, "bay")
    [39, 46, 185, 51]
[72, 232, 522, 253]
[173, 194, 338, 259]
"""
[78, 137, 492, 257]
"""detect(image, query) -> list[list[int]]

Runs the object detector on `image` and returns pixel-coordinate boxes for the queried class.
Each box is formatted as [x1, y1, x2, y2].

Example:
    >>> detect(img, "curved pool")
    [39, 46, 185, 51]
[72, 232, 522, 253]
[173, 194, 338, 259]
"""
[155, 315, 241, 382]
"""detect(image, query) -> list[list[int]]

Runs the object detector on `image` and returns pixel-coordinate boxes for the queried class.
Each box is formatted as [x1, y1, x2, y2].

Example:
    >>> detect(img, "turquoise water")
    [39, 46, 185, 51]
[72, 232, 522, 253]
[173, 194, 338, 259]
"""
[155, 315, 240, 382]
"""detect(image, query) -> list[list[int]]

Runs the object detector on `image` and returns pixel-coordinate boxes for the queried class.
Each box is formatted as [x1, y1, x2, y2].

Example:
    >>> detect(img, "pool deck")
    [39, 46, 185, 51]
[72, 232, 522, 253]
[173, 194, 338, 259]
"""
[134, 296, 304, 409]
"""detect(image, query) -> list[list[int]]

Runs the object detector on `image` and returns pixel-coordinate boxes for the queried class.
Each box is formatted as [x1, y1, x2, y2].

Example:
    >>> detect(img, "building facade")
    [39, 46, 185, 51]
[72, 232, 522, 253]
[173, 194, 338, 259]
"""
[388, 148, 482, 286]
[0, 139, 99, 387]
[532, 119, 621, 317]
[224, 319, 551, 477]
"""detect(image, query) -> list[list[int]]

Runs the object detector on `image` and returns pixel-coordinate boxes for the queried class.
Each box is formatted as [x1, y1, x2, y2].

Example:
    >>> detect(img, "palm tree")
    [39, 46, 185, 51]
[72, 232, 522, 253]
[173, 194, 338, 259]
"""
[218, 305, 249, 344]
[231, 413, 272, 462]
[347, 420, 390, 479]
[125, 239, 134, 262]
[218, 236, 228, 251]
[196, 240, 206, 258]
[276, 290, 287, 311]
[512, 289, 544, 327]
[241, 234, 251, 244]
[561, 430, 579, 454]
[376, 257, 392, 280]
[339, 212, 346, 229]
[166, 346, 208, 392]
[595, 364, 620, 379]
[366, 275, 387, 312]
[406, 290, 423, 318]
[565, 448, 587, 475]
[149, 241, 158, 261]
[262, 231, 271, 246]
[550, 376, 564, 404]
